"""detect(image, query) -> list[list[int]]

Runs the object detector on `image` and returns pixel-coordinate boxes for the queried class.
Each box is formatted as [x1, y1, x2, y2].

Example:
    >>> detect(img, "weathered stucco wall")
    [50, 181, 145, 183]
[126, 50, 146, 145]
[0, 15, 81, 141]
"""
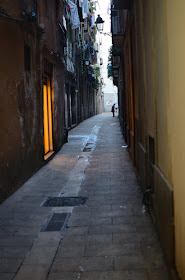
[117, 0, 185, 276]
[53, 63, 65, 150]
[122, 0, 175, 269]
[152, 0, 171, 180]
[141, 0, 174, 267]
[0, 0, 65, 203]
[142, 0, 155, 139]
[166, 1, 185, 278]
[0, 18, 43, 202]
[150, 0, 175, 268]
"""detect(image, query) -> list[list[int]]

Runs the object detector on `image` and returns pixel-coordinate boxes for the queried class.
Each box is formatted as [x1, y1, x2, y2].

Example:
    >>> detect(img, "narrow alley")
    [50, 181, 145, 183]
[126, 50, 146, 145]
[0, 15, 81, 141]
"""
[0, 113, 170, 280]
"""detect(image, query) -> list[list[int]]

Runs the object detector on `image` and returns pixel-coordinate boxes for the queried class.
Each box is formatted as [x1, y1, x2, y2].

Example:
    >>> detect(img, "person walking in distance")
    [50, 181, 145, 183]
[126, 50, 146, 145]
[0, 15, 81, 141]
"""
[111, 104, 115, 117]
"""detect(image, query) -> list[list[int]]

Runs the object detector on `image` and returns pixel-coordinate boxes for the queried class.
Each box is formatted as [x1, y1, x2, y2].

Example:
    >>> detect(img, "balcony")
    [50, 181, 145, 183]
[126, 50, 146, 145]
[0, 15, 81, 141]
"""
[58, 21, 66, 58]
[113, 69, 119, 78]
[112, 11, 123, 35]
[111, 9, 128, 49]
[112, 55, 120, 69]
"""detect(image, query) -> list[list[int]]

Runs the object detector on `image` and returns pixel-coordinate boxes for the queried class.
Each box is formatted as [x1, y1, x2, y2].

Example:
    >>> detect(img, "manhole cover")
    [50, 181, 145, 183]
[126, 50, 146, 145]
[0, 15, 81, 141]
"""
[43, 196, 88, 207]
[41, 213, 70, 232]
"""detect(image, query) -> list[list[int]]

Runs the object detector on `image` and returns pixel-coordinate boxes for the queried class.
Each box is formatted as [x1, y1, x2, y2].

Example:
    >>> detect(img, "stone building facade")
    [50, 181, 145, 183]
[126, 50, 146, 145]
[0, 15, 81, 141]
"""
[0, 0, 103, 203]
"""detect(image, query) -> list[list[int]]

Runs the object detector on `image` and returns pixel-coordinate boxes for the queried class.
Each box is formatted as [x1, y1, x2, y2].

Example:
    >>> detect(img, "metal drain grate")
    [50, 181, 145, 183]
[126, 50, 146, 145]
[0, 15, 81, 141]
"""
[41, 213, 70, 232]
[43, 196, 88, 207]
[83, 147, 92, 152]
[83, 142, 95, 152]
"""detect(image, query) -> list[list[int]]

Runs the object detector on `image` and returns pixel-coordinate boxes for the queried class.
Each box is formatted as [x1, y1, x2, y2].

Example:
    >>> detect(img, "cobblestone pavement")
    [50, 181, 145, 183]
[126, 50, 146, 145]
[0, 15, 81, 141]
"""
[0, 113, 171, 280]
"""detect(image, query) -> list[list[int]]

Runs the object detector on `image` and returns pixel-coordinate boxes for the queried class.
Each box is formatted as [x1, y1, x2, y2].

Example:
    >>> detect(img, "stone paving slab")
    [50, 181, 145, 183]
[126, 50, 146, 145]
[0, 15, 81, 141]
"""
[62, 233, 112, 245]
[68, 217, 112, 227]
[113, 232, 159, 244]
[88, 224, 136, 234]
[112, 215, 153, 225]
[14, 226, 41, 237]
[0, 258, 23, 273]
[56, 245, 85, 258]
[80, 270, 148, 280]
[50, 256, 113, 272]
[114, 255, 165, 270]
[90, 209, 133, 217]
[47, 272, 81, 280]
[66, 226, 89, 235]
[85, 243, 142, 257]
[33, 232, 62, 247]
[147, 268, 171, 280]
[0, 113, 171, 280]
[14, 264, 49, 280]
[73, 205, 112, 212]
[0, 273, 15, 280]
[0, 236, 34, 247]
[23, 246, 58, 265]
[0, 227, 18, 236]
[0, 247, 30, 259]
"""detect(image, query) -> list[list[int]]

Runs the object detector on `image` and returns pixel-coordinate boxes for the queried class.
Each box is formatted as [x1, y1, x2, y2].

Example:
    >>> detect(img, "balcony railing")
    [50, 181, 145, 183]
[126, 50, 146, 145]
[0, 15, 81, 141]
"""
[112, 55, 120, 68]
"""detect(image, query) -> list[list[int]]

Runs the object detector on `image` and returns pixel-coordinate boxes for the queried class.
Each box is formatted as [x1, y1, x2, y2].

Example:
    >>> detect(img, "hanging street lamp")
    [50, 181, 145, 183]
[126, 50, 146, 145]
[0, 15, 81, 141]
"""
[95, 15, 112, 36]
[95, 15, 104, 32]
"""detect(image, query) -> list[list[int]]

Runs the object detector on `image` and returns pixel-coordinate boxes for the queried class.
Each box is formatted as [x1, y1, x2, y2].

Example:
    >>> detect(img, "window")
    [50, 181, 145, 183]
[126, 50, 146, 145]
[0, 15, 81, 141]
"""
[58, 21, 66, 57]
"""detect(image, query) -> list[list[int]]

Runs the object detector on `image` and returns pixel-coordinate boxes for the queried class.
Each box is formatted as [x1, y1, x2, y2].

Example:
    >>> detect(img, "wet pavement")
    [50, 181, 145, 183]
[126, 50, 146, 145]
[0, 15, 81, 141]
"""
[0, 113, 171, 280]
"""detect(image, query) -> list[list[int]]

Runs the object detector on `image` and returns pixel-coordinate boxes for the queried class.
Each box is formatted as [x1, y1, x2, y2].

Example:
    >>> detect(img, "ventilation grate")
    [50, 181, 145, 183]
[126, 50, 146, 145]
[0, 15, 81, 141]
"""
[41, 213, 70, 232]
[83, 147, 92, 152]
[83, 142, 95, 152]
[43, 196, 88, 207]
